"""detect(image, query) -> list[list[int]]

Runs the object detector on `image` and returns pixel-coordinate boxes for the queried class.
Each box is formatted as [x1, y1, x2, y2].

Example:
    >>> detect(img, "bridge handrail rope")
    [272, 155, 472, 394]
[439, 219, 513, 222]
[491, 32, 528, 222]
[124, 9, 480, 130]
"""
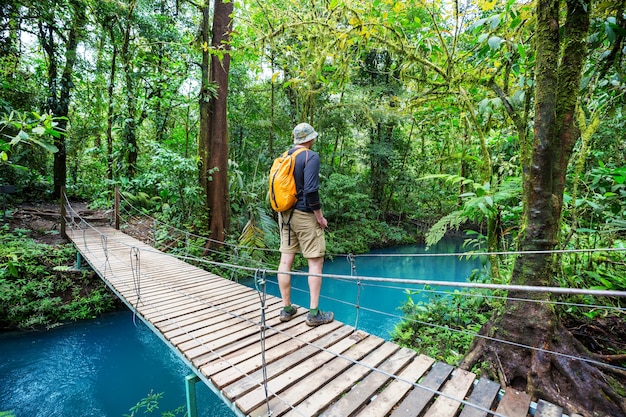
[115, 191, 626, 307]
[115, 192, 626, 300]
[62, 194, 625, 416]
[118, 192, 278, 255]
[254, 268, 273, 416]
[130, 246, 142, 327]
[117, 200, 272, 273]
[117, 190, 626, 259]
[65, 196, 626, 349]
[348, 253, 364, 332]
[78, 234, 509, 417]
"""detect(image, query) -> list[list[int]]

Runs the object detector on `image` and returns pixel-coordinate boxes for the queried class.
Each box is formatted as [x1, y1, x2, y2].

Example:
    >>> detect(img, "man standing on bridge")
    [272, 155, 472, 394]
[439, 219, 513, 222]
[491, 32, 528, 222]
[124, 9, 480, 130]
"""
[277, 122, 334, 327]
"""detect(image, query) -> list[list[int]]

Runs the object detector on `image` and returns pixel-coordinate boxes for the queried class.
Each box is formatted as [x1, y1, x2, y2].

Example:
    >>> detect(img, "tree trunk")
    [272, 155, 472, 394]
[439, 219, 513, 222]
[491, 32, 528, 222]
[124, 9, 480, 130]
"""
[120, 1, 138, 180]
[106, 23, 117, 182]
[461, 1, 626, 415]
[198, 3, 210, 196]
[38, 0, 85, 198]
[205, 0, 233, 244]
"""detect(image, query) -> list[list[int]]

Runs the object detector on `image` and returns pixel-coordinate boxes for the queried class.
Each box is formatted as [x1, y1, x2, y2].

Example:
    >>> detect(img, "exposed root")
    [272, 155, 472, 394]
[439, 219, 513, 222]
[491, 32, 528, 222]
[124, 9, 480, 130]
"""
[460, 315, 626, 417]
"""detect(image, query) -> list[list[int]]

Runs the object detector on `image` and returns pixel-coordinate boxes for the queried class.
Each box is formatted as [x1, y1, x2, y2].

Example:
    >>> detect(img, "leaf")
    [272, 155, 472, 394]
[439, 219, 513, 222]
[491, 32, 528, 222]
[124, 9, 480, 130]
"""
[488, 36, 503, 50]
[517, 43, 527, 60]
[28, 136, 58, 153]
[32, 126, 46, 135]
[488, 14, 501, 30]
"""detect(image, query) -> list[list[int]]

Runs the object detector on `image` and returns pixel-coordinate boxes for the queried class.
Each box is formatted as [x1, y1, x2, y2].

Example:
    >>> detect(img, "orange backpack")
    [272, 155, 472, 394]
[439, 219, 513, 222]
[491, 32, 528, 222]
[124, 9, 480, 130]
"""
[268, 148, 308, 212]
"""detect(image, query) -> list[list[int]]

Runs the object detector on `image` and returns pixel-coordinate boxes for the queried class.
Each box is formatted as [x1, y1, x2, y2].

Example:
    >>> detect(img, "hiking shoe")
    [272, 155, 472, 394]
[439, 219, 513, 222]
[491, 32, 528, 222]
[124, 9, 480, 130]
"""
[305, 310, 334, 327]
[280, 306, 297, 322]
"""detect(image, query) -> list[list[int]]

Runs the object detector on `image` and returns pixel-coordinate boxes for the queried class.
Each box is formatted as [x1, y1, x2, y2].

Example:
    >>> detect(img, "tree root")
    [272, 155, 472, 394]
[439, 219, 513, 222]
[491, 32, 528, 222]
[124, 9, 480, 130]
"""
[460, 319, 626, 417]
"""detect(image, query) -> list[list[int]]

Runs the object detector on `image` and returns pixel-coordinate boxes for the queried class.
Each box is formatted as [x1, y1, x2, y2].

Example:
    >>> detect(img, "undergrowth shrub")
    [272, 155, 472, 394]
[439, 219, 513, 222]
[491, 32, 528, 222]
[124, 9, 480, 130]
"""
[0, 226, 117, 329]
[390, 270, 496, 368]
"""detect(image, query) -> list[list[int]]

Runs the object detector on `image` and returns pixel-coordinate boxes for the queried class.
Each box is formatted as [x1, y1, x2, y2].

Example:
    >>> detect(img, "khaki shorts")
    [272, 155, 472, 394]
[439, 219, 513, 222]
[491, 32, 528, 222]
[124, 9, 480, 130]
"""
[279, 209, 326, 258]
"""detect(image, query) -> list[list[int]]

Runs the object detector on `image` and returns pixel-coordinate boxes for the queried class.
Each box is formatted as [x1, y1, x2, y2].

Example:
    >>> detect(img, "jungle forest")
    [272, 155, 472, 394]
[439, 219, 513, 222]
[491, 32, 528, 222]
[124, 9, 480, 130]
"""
[1, 0, 625, 416]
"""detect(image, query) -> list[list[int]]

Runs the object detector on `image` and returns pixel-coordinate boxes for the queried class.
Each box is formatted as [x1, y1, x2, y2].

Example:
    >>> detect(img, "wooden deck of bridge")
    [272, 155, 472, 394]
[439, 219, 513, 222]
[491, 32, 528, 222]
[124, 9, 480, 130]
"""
[67, 225, 566, 417]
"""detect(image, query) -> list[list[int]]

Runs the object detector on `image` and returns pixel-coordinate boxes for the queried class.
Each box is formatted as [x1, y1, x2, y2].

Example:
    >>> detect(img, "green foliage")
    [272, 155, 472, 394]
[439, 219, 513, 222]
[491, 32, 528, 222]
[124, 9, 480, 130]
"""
[327, 218, 412, 256]
[0, 226, 117, 329]
[0, 111, 65, 198]
[556, 238, 626, 319]
[421, 175, 522, 248]
[323, 173, 375, 223]
[569, 162, 626, 233]
[391, 271, 496, 366]
[124, 391, 185, 417]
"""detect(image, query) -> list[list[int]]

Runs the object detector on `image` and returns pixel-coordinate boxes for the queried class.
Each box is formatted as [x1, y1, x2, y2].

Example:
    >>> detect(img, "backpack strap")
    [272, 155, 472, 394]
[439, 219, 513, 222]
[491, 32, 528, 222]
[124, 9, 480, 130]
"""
[289, 147, 309, 200]
[281, 147, 308, 246]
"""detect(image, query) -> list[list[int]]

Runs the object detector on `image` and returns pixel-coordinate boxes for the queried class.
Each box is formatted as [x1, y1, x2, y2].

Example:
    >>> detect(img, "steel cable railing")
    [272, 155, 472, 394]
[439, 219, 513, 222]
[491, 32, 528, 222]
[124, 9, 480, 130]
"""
[62, 192, 626, 416]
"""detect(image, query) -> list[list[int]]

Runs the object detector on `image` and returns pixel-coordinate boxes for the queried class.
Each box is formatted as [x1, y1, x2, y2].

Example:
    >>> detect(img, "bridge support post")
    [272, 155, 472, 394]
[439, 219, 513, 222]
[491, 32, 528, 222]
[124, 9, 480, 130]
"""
[60, 186, 67, 239]
[114, 185, 120, 230]
[185, 374, 201, 417]
[74, 252, 83, 270]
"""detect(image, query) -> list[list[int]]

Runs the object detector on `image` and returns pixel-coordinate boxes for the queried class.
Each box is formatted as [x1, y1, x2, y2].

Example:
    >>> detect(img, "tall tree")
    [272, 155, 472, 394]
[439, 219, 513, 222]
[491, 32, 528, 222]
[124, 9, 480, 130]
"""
[118, 0, 139, 179]
[36, 0, 87, 198]
[461, 1, 625, 415]
[201, 0, 233, 244]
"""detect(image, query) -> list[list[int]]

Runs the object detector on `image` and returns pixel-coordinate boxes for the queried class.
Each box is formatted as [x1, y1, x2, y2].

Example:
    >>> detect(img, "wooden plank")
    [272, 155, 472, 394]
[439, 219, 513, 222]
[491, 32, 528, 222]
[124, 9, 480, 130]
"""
[211, 320, 344, 385]
[222, 324, 352, 400]
[249, 332, 385, 417]
[197, 312, 311, 372]
[156, 294, 271, 333]
[320, 346, 417, 417]
[285, 340, 400, 417]
[185, 312, 302, 362]
[162, 297, 280, 339]
[236, 327, 363, 414]
[423, 369, 476, 417]
[166, 302, 278, 345]
[145, 295, 259, 320]
[535, 399, 563, 417]
[145, 287, 249, 322]
[495, 389, 532, 417]
[390, 361, 454, 417]
[458, 378, 501, 417]
[353, 354, 435, 417]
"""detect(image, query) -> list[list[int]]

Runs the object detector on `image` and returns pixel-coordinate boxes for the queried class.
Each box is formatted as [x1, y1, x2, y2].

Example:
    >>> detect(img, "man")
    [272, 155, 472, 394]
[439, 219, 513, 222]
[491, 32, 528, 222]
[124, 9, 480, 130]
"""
[277, 122, 334, 327]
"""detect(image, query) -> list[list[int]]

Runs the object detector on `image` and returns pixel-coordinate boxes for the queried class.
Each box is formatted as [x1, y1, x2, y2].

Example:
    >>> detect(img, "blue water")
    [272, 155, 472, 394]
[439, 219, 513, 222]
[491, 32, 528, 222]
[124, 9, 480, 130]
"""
[0, 311, 235, 417]
[248, 238, 486, 339]
[0, 239, 484, 416]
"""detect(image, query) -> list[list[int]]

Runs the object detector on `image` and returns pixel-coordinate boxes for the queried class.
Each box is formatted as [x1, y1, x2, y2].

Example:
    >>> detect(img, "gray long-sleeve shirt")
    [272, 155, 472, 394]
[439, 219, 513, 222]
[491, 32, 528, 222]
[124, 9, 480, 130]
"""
[289, 147, 321, 212]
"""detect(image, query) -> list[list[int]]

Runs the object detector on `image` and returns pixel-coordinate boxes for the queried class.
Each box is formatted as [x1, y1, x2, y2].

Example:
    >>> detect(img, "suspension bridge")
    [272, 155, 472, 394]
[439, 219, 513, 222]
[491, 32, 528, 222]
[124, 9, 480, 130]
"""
[60, 190, 624, 417]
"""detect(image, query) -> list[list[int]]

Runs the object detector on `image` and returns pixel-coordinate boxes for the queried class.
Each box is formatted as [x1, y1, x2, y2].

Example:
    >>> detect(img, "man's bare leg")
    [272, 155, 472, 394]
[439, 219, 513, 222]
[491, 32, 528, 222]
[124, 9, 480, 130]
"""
[278, 252, 296, 307]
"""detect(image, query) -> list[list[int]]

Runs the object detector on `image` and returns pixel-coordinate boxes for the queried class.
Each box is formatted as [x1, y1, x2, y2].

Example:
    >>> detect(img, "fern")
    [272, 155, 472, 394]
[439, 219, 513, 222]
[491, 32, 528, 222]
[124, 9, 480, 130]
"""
[426, 211, 468, 248]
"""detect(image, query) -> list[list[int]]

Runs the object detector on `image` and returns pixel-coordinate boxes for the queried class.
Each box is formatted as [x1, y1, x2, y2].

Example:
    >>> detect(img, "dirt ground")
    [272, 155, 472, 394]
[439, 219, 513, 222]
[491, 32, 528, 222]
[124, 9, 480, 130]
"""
[3, 201, 111, 245]
[3, 201, 625, 362]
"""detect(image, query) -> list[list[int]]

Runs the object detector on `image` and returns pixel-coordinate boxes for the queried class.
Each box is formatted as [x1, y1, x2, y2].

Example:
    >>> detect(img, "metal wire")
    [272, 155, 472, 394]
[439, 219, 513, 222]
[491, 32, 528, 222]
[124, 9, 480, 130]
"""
[63, 194, 626, 417]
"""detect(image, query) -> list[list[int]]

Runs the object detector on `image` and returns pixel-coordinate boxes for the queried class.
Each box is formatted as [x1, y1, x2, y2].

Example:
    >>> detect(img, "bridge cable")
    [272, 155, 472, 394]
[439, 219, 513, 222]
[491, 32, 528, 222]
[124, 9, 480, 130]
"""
[100, 234, 110, 277]
[254, 268, 273, 416]
[348, 253, 362, 331]
[69, 219, 619, 416]
[67, 200, 626, 379]
[130, 246, 142, 327]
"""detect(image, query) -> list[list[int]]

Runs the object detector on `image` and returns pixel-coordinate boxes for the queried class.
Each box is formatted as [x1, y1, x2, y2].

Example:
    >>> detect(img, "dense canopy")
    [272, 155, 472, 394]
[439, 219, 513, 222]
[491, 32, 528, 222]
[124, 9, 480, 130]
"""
[1, 0, 625, 415]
